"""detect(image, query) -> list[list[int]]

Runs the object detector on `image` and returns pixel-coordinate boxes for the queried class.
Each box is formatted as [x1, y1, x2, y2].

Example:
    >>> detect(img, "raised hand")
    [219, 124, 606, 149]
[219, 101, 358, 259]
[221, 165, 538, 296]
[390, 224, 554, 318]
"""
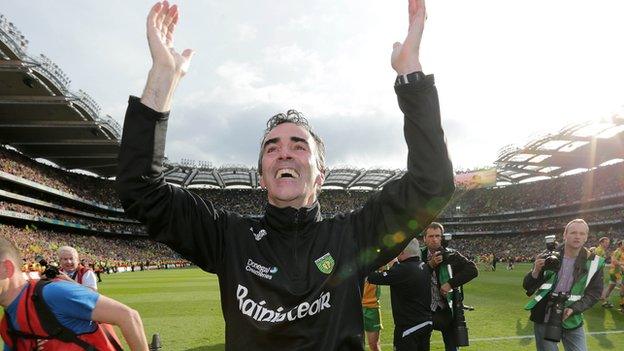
[391, 0, 426, 75]
[141, 1, 194, 111]
[146, 1, 194, 75]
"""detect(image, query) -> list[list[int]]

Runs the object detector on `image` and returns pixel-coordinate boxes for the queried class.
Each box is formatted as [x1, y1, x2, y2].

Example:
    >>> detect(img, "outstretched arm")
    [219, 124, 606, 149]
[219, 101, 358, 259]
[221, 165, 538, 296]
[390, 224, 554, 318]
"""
[141, 1, 195, 112]
[391, 0, 426, 75]
[352, 0, 454, 274]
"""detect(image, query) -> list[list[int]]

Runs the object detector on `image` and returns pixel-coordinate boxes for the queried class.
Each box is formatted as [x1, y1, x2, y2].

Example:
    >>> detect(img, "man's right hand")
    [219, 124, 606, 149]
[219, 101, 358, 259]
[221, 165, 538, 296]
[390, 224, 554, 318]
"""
[532, 256, 546, 278]
[141, 1, 195, 112]
[428, 251, 443, 269]
[146, 1, 193, 75]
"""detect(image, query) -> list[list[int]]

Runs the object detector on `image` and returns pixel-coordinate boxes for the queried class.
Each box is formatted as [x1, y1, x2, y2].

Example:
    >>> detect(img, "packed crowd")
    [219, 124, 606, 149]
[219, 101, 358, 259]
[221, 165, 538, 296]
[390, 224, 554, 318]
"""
[0, 224, 185, 268]
[3, 144, 622, 219]
[443, 162, 624, 216]
[444, 207, 624, 234]
[448, 226, 624, 262]
[0, 146, 121, 207]
[2, 143, 623, 262]
[0, 201, 146, 234]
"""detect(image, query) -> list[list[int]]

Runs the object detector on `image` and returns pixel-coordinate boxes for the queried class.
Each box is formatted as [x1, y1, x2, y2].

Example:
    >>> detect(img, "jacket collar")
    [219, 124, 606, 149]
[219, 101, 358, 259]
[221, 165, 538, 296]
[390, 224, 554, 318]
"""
[263, 201, 323, 233]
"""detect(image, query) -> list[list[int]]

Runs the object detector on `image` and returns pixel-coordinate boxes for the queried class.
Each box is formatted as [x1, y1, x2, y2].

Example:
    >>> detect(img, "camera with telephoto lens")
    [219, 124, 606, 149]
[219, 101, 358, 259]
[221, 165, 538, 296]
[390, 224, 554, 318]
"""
[452, 285, 470, 346]
[540, 235, 561, 272]
[41, 264, 61, 280]
[438, 233, 470, 346]
[543, 292, 570, 342]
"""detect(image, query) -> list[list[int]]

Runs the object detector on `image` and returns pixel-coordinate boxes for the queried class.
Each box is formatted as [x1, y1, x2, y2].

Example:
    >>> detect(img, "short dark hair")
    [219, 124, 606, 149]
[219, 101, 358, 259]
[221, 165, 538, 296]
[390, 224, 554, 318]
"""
[425, 222, 444, 235]
[257, 110, 326, 176]
[599, 237, 609, 244]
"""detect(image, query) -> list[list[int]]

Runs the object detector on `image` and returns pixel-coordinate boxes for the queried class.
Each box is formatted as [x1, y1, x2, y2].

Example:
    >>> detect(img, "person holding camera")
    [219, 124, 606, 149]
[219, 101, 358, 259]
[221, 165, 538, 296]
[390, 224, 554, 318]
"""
[0, 238, 149, 350]
[523, 219, 605, 351]
[58, 246, 98, 291]
[368, 239, 433, 351]
[422, 222, 478, 351]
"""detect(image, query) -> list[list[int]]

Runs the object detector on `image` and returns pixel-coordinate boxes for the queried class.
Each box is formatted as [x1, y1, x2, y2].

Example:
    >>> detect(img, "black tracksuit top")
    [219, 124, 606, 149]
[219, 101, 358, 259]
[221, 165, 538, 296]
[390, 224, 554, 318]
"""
[368, 256, 432, 331]
[116, 75, 455, 350]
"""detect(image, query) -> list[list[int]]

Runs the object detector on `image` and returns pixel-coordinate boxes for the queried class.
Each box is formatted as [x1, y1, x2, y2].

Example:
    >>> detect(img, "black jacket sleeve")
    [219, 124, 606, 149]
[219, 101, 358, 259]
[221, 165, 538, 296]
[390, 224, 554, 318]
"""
[367, 262, 409, 286]
[115, 97, 228, 274]
[350, 76, 455, 273]
[446, 250, 478, 288]
[523, 269, 545, 296]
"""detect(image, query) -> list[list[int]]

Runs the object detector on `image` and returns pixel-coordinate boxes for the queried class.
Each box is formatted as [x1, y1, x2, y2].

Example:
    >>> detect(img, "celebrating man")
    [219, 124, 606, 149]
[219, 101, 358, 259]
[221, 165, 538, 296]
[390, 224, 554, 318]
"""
[116, 0, 454, 349]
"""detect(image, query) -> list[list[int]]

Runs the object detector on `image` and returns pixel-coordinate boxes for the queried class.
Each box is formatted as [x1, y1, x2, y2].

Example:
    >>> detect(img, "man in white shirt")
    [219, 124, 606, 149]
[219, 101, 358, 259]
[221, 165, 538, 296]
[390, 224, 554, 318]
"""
[58, 246, 98, 291]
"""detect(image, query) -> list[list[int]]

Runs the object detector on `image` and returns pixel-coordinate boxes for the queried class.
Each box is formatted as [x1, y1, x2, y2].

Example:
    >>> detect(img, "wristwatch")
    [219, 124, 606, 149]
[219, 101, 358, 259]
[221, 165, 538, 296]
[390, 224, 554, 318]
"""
[395, 71, 425, 86]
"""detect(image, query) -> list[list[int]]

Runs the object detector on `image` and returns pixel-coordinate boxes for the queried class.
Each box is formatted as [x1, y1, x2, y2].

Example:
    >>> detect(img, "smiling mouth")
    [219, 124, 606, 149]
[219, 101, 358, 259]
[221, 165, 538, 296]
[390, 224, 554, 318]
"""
[275, 168, 300, 179]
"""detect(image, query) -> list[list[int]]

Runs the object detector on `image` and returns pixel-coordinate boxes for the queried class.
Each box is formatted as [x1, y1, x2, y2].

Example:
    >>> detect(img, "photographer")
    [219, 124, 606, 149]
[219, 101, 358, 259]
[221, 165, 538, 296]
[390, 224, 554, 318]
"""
[523, 219, 604, 351]
[422, 222, 478, 351]
[0, 238, 149, 350]
[58, 246, 98, 291]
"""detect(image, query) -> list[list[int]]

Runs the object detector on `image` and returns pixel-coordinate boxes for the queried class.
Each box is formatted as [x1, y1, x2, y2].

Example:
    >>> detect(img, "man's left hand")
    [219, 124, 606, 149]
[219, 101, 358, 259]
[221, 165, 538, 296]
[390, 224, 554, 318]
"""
[562, 308, 574, 321]
[391, 0, 426, 75]
[440, 282, 452, 296]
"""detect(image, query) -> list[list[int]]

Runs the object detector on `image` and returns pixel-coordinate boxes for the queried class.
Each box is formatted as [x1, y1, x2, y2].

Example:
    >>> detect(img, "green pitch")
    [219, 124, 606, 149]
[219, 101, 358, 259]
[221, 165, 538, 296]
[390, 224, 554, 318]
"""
[4, 264, 624, 350]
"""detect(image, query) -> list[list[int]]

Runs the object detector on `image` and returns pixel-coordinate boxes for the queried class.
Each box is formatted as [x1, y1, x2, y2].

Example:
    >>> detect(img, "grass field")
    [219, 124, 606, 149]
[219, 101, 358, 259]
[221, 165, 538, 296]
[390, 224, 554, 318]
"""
[6, 264, 624, 350]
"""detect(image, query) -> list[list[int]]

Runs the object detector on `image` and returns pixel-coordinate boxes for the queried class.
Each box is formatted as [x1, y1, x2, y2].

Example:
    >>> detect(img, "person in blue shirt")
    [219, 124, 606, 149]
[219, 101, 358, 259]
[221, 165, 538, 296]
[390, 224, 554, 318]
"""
[0, 237, 149, 350]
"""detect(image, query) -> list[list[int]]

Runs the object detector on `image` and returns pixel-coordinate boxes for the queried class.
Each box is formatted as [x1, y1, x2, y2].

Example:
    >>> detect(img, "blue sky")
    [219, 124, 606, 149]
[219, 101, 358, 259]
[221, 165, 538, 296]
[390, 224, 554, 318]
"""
[4, 0, 624, 170]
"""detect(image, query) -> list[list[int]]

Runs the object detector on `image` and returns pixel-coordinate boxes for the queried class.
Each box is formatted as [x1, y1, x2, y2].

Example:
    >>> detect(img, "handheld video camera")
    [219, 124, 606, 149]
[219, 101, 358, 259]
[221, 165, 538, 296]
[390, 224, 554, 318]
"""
[539, 235, 561, 272]
[543, 292, 569, 342]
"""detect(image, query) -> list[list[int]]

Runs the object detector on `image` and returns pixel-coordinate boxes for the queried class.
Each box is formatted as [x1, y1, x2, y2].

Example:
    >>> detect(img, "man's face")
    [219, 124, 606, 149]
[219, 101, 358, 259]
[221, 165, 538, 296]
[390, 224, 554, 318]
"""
[259, 123, 324, 208]
[563, 223, 588, 251]
[424, 228, 443, 251]
[59, 251, 78, 271]
[601, 239, 610, 249]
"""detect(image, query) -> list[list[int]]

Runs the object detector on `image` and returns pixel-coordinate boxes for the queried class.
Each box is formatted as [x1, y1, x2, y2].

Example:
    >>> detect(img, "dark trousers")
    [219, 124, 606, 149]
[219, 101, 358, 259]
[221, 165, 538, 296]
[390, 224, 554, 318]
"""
[433, 307, 458, 351]
[394, 325, 432, 351]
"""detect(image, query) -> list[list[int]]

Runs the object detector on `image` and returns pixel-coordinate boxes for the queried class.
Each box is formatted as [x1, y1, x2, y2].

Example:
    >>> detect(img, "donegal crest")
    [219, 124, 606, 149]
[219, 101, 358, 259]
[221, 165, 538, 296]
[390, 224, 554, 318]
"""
[314, 253, 335, 274]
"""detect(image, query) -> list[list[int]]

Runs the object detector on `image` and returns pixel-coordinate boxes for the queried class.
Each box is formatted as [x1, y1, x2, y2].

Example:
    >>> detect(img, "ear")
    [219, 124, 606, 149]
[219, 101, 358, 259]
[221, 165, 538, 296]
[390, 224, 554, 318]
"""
[2, 260, 15, 279]
[315, 169, 325, 187]
[259, 174, 266, 189]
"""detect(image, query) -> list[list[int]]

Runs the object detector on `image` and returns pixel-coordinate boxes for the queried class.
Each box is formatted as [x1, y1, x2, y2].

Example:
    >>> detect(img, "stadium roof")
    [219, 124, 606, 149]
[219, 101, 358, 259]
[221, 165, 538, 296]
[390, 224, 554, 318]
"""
[164, 162, 407, 190]
[495, 116, 624, 183]
[0, 15, 121, 178]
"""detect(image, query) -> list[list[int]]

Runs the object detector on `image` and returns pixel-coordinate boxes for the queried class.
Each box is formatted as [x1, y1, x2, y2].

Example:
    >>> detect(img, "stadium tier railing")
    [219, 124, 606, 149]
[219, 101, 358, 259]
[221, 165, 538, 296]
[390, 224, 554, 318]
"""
[0, 209, 146, 236]
[0, 189, 137, 224]
[0, 13, 28, 58]
[0, 171, 124, 214]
